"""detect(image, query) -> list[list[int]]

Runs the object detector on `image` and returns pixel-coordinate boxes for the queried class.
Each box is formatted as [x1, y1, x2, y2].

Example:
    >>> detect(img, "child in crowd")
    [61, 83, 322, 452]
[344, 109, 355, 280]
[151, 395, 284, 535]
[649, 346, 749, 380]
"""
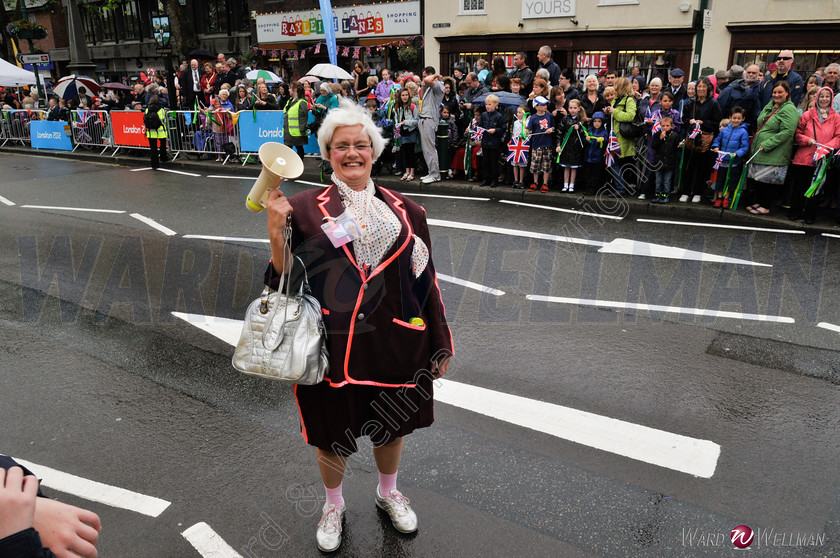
[641, 91, 681, 199]
[555, 98, 588, 192]
[711, 106, 750, 207]
[479, 94, 507, 187]
[465, 105, 485, 181]
[509, 105, 530, 189]
[651, 116, 680, 203]
[437, 106, 458, 179]
[602, 87, 616, 118]
[527, 95, 555, 192]
[394, 87, 419, 181]
[583, 111, 608, 194]
[510, 78, 523, 97]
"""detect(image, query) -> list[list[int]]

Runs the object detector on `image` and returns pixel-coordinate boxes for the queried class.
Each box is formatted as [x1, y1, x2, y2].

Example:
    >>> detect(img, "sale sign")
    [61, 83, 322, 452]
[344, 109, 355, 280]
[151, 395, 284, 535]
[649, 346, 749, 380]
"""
[575, 53, 609, 70]
[110, 111, 149, 148]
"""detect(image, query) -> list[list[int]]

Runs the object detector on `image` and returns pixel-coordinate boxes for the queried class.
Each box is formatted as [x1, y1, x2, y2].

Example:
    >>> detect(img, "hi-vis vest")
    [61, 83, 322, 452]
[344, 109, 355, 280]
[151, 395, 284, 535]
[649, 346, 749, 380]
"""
[145, 107, 166, 139]
[286, 98, 306, 137]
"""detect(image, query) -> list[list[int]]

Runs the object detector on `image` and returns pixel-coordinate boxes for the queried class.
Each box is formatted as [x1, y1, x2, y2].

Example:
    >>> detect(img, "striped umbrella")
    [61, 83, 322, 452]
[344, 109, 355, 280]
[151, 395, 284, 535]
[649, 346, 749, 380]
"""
[53, 75, 100, 99]
[246, 69, 283, 83]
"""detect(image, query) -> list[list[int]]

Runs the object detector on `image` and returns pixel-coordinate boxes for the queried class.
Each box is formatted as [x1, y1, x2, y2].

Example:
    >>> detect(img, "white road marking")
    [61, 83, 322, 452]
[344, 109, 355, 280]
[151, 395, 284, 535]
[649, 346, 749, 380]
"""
[158, 168, 202, 177]
[21, 205, 125, 214]
[822, 233, 840, 240]
[428, 218, 607, 247]
[130, 167, 153, 172]
[405, 193, 491, 201]
[173, 312, 720, 477]
[526, 295, 795, 324]
[182, 234, 270, 244]
[130, 213, 177, 236]
[500, 199, 624, 220]
[434, 379, 720, 478]
[637, 218, 806, 235]
[598, 238, 771, 267]
[206, 175, 257, 180]
[0, 195, 15, 206]
[182, 523, 243, 558]
[437, 273, 504, 296]
[14, 458, 171, 517]
[817, 322, 840, 334]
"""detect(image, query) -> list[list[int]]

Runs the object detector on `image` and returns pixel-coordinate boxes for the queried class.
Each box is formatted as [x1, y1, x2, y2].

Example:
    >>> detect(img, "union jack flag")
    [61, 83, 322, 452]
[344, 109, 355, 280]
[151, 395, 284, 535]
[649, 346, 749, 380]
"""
[688, 122, 701, 139]
[713, 151, 730, 170]
[506, 136, 530, 165]
[651, 119, 662, 135]
[605, 130, 621, 167]
[470, 126, 486, 143]
[813, 144, 832, 163]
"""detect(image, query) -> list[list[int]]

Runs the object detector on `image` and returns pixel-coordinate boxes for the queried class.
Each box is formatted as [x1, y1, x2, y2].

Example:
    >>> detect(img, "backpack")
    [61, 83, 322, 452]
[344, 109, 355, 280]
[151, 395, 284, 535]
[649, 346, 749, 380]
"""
[144, 108, 162, 130]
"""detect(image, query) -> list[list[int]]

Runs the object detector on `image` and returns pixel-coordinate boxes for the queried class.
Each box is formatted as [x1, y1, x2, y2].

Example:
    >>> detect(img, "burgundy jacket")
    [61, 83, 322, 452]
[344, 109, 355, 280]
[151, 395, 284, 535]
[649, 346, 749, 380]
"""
[265, 184, 453, 388]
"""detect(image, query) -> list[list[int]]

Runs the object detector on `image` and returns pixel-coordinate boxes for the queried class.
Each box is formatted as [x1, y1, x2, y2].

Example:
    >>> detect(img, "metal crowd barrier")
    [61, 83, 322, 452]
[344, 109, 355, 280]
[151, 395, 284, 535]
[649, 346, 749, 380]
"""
[70, 109, 113, 155]
[1, 109, 46, 146]
[167, 109, 241, 164]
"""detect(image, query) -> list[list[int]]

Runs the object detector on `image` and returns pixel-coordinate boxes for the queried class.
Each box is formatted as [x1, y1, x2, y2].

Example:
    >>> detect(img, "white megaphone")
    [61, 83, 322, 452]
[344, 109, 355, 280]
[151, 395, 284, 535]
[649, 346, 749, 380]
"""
[245, 142, 305, 212]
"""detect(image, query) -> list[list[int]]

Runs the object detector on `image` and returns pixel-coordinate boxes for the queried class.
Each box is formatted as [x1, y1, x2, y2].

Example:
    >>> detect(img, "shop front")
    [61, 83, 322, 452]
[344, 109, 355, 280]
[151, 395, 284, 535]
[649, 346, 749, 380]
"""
[727, 23, 840, 77]
[255, 1, 421, 80]
[437, 27, 695, 85]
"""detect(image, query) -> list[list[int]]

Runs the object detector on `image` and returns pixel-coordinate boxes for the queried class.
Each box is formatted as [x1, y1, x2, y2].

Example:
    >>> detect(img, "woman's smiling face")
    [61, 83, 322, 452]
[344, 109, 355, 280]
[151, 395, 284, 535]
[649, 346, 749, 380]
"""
[328, 124, 373, 190]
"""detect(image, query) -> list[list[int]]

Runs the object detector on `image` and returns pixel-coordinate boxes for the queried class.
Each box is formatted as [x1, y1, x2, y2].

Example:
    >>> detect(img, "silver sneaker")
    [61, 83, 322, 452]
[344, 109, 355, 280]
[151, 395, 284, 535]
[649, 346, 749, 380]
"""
[316, 503, 345, 552]
[375, 485, 418, 533]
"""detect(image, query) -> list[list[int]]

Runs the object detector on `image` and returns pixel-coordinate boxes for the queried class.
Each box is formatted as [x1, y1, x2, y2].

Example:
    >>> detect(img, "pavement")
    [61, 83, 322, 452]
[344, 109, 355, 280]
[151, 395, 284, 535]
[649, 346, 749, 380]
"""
[5, 143, 840, 235]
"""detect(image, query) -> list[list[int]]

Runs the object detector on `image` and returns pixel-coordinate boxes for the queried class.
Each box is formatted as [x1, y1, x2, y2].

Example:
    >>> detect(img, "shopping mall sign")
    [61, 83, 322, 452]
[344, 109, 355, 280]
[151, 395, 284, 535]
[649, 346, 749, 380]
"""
[256, 1, 420, 42]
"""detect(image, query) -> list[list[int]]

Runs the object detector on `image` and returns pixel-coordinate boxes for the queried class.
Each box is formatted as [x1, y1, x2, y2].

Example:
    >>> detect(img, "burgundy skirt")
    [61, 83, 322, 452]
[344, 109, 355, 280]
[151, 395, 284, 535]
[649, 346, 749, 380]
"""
[293, 374, 435, 456]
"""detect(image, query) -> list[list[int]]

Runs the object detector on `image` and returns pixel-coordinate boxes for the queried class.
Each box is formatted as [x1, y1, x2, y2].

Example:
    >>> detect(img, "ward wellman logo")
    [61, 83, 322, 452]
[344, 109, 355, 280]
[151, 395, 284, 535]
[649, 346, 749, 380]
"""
[731, 525, 754, 549]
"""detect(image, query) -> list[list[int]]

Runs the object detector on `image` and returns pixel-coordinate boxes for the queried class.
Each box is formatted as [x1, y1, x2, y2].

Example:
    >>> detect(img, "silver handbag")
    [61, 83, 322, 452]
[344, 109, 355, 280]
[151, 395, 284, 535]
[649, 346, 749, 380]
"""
[232, 224, 329, 384]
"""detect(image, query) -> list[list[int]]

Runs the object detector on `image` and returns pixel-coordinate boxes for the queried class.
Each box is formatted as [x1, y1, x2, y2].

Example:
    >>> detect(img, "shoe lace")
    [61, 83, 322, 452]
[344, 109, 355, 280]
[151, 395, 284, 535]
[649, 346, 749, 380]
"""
[318, 505, 342, 534]
[385, 490, 411, 516]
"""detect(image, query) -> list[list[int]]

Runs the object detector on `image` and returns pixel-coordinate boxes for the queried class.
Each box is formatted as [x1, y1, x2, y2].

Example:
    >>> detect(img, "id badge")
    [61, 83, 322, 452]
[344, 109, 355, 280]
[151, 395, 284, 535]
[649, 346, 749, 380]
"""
[321, 209, 363, 248]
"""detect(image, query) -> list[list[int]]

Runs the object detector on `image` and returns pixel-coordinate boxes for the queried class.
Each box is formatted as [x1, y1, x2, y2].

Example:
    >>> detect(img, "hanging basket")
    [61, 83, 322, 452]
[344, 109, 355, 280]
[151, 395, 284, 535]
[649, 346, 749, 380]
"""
[7, 20, 49, 40]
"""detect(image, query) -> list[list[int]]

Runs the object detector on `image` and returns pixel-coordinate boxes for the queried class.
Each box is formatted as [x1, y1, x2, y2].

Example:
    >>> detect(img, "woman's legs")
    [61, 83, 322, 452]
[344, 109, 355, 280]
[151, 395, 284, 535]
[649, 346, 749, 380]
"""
[373, 437, 403, 476]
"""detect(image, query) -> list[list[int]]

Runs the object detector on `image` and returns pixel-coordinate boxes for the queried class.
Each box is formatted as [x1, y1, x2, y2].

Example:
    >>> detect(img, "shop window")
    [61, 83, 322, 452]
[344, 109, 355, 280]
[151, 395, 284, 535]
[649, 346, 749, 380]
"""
[449, 53, 487, 75]
[460, 0, 486, 15]
[617, 50, 672, 83]
[733, 50, 840, 79]
[573, 51, 611, 82]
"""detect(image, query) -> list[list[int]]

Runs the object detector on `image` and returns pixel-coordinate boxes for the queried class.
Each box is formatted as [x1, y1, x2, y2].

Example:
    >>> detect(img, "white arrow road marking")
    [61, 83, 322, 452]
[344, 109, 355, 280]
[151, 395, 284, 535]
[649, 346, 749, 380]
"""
[428, 218, 607, 247]
[158, 168, 201, 177]
[182, 523, 243, 558]
[173, 312, 721, 478]
[435, 273, 504, 296]
[527, 295, 794, 324]
[598, 238, 771, 267]
[13, 458, 171, 517]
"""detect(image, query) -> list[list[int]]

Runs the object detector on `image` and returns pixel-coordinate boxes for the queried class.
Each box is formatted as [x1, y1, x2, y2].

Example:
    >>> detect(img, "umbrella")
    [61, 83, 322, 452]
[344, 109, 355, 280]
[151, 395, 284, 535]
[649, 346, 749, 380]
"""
[246, 69, 283, 83]
[100, 82, 132, 91]
[471, 91, 526, 108]
[53, 75, 100, 99]
[306, 63, 353, 81]
[298, 75, 320, 84]
[188, 48, 216, 60]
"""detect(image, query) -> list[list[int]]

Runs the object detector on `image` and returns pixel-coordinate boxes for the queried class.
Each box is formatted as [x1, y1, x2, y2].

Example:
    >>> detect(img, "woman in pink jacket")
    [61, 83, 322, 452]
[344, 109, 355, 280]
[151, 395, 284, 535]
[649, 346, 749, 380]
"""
[789, 86, 840, 223]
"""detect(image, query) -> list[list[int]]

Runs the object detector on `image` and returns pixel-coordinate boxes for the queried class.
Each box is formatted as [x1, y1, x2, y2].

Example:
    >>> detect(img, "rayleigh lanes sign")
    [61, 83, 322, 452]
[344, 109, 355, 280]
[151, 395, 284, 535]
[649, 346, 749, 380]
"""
[256, 1, 420, 42]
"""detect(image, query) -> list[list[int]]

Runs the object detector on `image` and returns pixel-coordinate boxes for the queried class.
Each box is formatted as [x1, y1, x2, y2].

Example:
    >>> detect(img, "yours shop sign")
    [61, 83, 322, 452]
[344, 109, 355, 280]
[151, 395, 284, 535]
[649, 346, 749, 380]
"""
[522, 0, 575, 19]
[256, 1, 420, 42]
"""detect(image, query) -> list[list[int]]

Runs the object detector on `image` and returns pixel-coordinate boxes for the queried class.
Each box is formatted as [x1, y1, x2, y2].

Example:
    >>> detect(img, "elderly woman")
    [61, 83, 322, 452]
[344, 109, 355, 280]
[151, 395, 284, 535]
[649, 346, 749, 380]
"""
[264, 99, 453, 552]
[745, 80, 799, 215]
[283, 82, 309, 158]
[580, 74, 607, 119]
[604, 76, 637, 195]
[204, 89, 233, 161]
[200, 61, 217, 106]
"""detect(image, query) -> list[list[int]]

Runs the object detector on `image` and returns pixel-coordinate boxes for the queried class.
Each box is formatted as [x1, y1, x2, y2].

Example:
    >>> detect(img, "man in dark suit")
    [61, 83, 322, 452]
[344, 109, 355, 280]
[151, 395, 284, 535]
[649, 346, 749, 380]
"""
[664, 68, 688, 107]
[180, 59, 202, 109]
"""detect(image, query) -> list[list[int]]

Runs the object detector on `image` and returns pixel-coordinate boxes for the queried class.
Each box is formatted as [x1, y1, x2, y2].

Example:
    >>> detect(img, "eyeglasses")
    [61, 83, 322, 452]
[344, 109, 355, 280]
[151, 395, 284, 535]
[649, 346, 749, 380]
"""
[777, 56, 793, 61]
[331, 143, 372, 153]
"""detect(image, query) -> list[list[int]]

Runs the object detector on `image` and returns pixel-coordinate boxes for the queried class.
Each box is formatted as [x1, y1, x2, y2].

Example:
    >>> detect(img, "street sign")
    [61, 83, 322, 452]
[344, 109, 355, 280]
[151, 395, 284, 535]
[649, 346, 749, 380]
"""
[19, 53, 50, 64]
[702, 9, 712, 29]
